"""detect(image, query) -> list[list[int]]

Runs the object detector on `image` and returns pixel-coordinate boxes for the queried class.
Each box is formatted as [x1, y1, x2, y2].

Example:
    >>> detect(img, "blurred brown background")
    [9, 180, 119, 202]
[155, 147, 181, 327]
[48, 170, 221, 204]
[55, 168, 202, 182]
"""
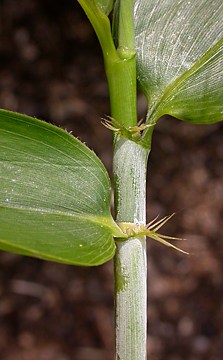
[0, 1, 223, 359]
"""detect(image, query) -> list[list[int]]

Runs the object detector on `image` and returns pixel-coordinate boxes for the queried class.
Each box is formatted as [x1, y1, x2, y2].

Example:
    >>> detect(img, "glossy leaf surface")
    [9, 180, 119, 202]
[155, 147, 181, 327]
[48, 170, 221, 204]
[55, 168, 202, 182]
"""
[0, 110, 122, 266]
[134, 0, 223, 125]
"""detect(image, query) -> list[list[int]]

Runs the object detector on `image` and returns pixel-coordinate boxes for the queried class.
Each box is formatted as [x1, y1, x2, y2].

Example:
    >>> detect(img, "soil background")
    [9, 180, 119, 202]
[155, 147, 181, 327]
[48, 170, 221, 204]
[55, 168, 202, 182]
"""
[0, 1, 223, 359]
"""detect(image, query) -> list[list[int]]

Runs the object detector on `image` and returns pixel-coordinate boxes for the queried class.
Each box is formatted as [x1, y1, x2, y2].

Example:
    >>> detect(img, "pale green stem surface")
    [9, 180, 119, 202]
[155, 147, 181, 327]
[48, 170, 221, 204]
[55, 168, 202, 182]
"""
[114, 237, 147, 360]
[113, 139, 149, 360]
[110, 1, 149, 357]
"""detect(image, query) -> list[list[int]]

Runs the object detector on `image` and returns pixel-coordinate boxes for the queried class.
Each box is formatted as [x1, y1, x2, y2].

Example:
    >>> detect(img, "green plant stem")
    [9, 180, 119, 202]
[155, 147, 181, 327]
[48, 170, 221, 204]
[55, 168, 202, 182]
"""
[77, 0, 137, 128]
[105, 57, 137, 128]
[109, 1, 150, 359]
[105, 0, 137, 128]
[118, 0, 135, 51]
[76, 1, 150, 359]
[114, 238, 147, 360]
[113, 139, 149, 360]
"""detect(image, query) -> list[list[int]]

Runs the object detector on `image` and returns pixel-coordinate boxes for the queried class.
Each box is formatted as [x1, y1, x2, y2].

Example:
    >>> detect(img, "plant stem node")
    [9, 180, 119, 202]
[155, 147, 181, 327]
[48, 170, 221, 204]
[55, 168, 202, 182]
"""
[116, 215, 188, 254]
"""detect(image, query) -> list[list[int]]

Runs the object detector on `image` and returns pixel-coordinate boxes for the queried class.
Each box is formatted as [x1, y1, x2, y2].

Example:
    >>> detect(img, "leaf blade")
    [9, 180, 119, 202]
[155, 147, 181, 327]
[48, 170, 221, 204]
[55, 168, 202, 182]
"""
[0, 207, 116, 266]
[0, 110, 121, 265]
[95, 0, 114, 15]
[134, 0, 223, 125]
[162, 38, 223, 124]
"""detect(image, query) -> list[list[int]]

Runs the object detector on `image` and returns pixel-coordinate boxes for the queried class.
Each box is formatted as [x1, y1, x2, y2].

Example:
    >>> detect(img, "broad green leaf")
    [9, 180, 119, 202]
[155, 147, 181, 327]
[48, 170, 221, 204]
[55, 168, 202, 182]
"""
[134, 0, 223, 125]
[0, 110, 123, 266]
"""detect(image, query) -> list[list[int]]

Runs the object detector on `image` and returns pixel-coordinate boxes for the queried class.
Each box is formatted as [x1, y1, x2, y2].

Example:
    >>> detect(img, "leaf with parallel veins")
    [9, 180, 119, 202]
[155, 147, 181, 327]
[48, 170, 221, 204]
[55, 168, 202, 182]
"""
[134, 0, 223, 126]
[0, 110, 123, 266]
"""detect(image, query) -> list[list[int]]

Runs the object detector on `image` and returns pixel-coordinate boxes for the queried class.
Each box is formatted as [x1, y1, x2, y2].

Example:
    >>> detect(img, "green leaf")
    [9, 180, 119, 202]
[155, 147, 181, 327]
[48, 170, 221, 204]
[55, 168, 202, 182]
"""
[95, 0, 114, 15]
[134, 0, 223, 125]
[0, 110, 123, 266]
[76, 0, 118, 63]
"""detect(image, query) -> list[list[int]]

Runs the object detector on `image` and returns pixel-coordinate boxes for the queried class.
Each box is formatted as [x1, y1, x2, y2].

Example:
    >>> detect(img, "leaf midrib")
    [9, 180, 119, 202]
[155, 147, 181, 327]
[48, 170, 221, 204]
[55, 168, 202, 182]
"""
[0, 203, 124, 237]
[0, 203, 112, 228]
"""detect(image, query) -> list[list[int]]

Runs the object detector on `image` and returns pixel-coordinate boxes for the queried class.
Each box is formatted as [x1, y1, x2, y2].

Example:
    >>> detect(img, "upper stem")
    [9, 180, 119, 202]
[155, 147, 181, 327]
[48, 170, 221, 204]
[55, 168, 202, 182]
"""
[77, 0, 138, 129]
[118, 0, 135, 51]
[107, 0, 137, 128]
[105, 56, 137, 128]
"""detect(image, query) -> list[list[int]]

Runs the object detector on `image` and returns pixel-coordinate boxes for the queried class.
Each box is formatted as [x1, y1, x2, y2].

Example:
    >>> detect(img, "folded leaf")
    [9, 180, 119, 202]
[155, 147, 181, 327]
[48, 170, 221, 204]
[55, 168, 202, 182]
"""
[134, 0, 223, 125]
[0, 110, 122, 266]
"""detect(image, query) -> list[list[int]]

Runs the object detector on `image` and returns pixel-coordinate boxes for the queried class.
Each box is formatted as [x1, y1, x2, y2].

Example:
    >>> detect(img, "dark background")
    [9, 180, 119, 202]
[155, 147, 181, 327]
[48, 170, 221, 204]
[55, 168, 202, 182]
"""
[0, 1, 223, 359]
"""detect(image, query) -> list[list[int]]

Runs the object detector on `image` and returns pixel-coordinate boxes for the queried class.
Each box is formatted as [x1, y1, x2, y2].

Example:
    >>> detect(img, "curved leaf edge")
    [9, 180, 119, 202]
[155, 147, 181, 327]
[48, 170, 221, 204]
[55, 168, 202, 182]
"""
[0, 108, 105, 160]
[0, 108, 125, 265]
[0, 206, 123, 266]
[0, 237, 116, 266]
